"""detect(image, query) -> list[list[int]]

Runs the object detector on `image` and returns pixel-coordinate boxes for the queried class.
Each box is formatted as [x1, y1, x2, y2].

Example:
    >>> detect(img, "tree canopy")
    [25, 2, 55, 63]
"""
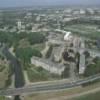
[84, 57, 100, 77]
[15, 47, 42, 64]
[27, 32, 45, 45]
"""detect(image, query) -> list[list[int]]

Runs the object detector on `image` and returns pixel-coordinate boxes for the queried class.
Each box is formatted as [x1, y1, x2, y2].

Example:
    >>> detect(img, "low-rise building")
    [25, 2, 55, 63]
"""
[31, 57, 65, 75]
[79, 54, 85, 74]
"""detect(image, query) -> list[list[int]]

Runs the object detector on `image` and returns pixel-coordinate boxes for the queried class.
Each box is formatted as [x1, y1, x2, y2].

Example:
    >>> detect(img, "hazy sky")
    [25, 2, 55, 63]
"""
[0, 0, 100, 7]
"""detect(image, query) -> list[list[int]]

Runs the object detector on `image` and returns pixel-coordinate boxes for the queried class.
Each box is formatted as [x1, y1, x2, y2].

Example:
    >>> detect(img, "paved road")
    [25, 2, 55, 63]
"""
[0, 74, 100, 96]
[2, 46, 25, 88]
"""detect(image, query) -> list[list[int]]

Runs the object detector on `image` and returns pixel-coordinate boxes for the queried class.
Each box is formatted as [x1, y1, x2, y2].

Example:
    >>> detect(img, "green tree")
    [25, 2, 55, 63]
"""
[27, 32, 45, 45]
[84, 58, 100, 77]
[84, 51, 90, 58]
[15, 47, 42, 65]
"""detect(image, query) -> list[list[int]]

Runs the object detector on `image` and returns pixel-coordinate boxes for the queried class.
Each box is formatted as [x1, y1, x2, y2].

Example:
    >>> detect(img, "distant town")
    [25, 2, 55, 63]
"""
[0, 6, 100, 100]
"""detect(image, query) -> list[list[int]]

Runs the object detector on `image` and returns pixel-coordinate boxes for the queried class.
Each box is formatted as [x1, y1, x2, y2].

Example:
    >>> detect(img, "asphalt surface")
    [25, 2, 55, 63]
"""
[2, 46, 25, 88]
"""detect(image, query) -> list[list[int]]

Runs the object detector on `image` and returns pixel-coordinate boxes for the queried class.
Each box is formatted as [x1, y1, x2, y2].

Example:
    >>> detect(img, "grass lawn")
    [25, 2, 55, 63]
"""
[64, 24, 100, 39]
[71, 91, 100, 100]
[27, 65, 60, 82]
[0, 68, 9, 89]
[0, 96, 5, 100]
[0, 60, 10, 89]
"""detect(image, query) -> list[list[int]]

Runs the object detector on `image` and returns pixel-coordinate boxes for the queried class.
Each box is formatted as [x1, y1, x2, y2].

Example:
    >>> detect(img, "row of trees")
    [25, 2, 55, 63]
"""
[64, 18, 100, 26]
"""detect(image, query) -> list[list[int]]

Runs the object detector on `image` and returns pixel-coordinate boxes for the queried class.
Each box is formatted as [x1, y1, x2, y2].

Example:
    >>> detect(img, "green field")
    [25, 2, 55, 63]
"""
[71, 91, 100, 100]
[64, 24, 100, 39]
[27, 65, 60, 82]
[0, 96, 5, 100]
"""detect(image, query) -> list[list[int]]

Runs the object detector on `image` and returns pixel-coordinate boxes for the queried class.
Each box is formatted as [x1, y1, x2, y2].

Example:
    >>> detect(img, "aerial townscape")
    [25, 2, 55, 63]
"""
[0, 3, 100, 100]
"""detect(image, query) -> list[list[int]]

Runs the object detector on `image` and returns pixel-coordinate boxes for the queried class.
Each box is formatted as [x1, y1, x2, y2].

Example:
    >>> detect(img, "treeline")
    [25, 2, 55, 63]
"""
[0, 31, 46, 46]
[64, 18, 100, 26]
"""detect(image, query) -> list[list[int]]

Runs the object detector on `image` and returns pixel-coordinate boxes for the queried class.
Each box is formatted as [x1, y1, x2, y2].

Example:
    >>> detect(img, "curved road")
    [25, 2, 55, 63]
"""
[0, 74, 100, 96]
